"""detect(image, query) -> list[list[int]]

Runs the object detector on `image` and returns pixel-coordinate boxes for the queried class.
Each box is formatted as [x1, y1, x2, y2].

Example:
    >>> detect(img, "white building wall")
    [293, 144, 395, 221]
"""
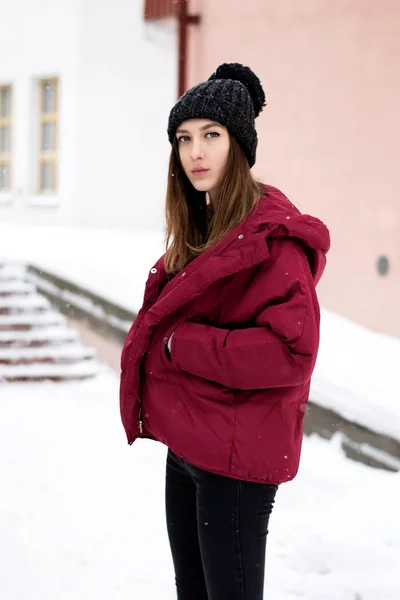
[0, 0, 177, 231]
[0, 0, 81, 226]
[75, 0, 177, 230]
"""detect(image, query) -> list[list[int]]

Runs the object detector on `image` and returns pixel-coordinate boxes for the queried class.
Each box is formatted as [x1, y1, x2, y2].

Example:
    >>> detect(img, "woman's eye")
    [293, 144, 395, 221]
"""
[177, 132, 219, 143]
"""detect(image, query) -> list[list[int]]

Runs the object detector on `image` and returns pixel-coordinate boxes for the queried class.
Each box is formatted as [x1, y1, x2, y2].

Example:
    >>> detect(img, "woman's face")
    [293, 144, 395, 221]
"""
[176, 119, 230, 201]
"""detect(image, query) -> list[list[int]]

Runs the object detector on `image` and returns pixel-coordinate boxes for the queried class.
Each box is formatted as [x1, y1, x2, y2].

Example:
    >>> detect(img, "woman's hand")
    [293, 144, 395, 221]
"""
[168, 333, 174, 353]
[165, 332, 174, 360]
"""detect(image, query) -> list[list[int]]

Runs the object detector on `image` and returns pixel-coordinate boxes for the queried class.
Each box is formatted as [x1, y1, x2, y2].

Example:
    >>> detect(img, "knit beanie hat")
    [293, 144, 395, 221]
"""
[167, 63, 266, 168]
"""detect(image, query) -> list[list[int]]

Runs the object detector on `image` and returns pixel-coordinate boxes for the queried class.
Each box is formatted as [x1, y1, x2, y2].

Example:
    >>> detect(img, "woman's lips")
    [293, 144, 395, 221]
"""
[192, 168, 209, 175]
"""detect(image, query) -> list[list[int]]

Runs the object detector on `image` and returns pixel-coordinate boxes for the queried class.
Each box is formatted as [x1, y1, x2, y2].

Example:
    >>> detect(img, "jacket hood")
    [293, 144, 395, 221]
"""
[246, 185, 330, 284]
[153, 184, 330, 288]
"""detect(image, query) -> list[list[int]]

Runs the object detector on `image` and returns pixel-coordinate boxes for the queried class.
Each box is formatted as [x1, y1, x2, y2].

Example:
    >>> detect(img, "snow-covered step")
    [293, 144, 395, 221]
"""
[0, 261, 99, 381]
[0, 262, 23, 268]
[0, 312, 66, 329]
[0, 281, 35, 295]
[0, 293, 51, 312]
[0, 360, 101, 381]
[0, 327, 79, 347]
[0, 344, 96, 364]
[0, 263, 27, 280]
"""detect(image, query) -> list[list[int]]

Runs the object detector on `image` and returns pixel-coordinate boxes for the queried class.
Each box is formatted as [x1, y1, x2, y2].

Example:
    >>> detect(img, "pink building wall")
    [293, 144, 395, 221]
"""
[187, 0, 400, 337]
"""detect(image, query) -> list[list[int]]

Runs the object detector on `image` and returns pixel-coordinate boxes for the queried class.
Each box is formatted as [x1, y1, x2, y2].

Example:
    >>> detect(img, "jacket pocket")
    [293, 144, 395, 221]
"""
[159, 319, 186, 370]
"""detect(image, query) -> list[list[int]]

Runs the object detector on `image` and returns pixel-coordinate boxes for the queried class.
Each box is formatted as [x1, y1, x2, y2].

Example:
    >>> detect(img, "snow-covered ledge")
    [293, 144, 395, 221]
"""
[312, 310, 400, 443]
[0, 194, 13, 205]
[26, 264, 135, 345]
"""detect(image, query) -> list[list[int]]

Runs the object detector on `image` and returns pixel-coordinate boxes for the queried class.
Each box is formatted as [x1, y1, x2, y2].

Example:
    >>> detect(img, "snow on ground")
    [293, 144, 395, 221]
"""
[0, 371, 399, 600]
[1, 223, 399, 441]
[0, 223, 164, 313]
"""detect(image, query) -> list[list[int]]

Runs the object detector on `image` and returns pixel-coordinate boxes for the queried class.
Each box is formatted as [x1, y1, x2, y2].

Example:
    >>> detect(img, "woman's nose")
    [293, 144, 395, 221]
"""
[190, 139, 205, 161]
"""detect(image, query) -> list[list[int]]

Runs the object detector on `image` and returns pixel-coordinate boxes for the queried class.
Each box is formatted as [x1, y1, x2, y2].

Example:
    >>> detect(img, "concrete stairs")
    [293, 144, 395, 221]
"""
[0, 263, 100, 382]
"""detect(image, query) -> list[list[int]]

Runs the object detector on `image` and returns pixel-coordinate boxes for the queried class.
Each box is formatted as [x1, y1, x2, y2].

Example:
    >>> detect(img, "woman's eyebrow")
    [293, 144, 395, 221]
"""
[199, 122, 222, 131]
[176, 122, 222, 135]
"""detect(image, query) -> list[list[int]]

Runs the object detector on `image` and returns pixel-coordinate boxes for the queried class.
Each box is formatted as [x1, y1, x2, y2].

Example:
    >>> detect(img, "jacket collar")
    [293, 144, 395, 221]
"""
[144, 185, 329, 325]
[146, 206, 270, 325]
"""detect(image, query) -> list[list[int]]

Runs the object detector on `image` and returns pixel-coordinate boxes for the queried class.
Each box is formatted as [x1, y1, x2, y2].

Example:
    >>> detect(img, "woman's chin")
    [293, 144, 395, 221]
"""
[191, 180, 213, 193]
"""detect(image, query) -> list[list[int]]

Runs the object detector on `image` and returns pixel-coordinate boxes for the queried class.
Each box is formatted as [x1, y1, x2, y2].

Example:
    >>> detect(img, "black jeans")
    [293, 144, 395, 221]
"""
[165, 449, 278, 600]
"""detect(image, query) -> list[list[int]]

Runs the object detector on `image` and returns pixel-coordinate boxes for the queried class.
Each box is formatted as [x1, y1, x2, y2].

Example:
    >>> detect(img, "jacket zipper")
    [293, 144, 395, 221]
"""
[138, 396, 143, 434]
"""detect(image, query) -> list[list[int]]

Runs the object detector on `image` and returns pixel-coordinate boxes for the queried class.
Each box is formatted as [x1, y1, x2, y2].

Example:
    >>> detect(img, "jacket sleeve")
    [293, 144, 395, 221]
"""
[170, 240, 321, 390]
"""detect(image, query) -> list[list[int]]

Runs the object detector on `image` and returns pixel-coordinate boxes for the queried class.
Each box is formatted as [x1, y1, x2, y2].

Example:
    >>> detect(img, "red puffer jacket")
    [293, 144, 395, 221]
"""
[120, 185, 330, 484]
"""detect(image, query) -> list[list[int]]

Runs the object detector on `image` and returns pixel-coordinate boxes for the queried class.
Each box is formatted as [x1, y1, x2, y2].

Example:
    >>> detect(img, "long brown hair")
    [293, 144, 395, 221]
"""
[164, 134, 263, 274]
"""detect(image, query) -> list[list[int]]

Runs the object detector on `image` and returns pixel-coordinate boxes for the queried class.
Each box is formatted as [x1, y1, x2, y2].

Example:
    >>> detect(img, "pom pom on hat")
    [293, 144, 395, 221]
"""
[208, 63, 266, 117]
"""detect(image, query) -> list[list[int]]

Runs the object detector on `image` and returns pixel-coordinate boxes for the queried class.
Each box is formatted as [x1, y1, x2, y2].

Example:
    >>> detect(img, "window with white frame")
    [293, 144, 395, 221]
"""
[39, 78, 58, 193]
[0, 85, 12, 193]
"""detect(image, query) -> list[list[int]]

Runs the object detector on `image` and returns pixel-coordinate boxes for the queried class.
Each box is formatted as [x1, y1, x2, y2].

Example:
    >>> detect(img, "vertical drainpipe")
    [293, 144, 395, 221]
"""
[177, 0, 201, 98]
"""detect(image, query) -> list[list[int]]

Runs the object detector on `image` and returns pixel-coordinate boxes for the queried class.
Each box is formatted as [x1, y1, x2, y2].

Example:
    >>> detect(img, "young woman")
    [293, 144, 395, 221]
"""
[120, 63, 330, 599]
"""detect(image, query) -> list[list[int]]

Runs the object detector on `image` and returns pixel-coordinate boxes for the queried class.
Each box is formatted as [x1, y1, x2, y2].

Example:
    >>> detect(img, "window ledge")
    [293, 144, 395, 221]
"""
[27, 195, 60, 208]
[0, 194, 13, 205]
